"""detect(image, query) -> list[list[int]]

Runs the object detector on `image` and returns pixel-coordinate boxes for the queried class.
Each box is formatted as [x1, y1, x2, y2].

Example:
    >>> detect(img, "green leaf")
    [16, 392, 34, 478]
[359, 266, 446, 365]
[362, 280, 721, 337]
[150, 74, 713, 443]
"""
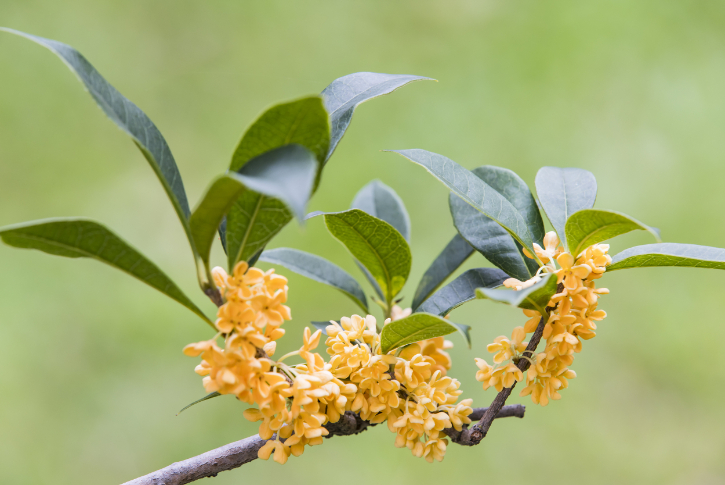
[177, 392, 222, 415]
[355, 260, 385, 300]
[450, 166, 543, 281]
[259, 248, 368, 312]
[535, 167, 597, 250]
[608, 243, 725, 271]
[351, 180, 410, 241]
[0, 219, 212, 326]
[475, 166, 546, 245]
[230, 96, 330, 173]
[191, 145, 317, 277]
[321, 209, 411, 303]
[475, 273, 558, 316]
[416, 268, 508, 316]
[381, 313, 459, 354]
[0, 30, 198, 266]
[321, 73, 434, 162]
[390, 149, 536, 257]
[225, 97, 330, 269]
[412, 234, 474, 310]
[565, 209, 661, 257]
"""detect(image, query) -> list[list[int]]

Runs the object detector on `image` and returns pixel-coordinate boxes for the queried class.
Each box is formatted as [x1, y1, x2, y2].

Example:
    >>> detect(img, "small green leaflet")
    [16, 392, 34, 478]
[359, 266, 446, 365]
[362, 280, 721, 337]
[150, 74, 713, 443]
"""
[565, 209, 661, 257]
[321, 210, 411, 303]
[177, 392, 222, 415]
[351, 180, 411, 241]
[380, 313, 459, 354]
[259, 248, 368, 312]
[390, 149, 536, 258]
[0, 218, 212, 327]
[608, 243, 725, 271]
[321, 72, 434, 162]
[412, 234, 474, 310]
[475, 273, 558, 316]
[535, 167, 597, 251]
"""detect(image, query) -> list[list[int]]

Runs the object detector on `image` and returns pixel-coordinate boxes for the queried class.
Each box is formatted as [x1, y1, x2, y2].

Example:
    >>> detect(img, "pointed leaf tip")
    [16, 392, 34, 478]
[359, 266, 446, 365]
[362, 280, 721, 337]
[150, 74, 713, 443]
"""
[322, 73, 434, 162]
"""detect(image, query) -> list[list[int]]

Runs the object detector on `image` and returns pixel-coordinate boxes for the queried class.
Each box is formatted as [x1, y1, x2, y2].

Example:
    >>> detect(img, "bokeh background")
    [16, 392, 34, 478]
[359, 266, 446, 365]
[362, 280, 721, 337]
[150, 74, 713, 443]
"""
[2, 1, 725, 484]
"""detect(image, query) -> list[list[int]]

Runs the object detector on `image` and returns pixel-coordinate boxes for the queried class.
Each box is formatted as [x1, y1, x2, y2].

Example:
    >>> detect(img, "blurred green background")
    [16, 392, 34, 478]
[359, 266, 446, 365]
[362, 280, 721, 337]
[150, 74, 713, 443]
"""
[2, 1, 725, 483]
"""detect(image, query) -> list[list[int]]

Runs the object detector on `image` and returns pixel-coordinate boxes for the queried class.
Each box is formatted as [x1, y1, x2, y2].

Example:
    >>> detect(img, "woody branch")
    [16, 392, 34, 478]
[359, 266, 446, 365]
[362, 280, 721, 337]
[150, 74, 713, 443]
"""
[122, 405, 525, 485]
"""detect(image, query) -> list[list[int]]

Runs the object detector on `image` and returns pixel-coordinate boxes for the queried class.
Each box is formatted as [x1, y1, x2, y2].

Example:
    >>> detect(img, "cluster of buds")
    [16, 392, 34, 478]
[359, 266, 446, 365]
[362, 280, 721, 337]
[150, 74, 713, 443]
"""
[476, 231, 610, 406]
[325, 311, 473, 463]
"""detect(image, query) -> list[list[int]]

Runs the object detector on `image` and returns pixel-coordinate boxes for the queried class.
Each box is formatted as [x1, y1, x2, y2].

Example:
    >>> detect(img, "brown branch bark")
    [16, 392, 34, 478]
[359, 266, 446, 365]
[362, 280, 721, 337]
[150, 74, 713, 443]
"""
[465, 315, 547, 445]
[122, 405, 525, 485]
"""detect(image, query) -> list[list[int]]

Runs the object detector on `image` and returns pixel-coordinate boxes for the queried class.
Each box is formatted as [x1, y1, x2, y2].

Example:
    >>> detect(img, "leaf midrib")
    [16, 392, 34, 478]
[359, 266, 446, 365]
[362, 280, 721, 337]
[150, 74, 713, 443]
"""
[233, 195, 266, 267]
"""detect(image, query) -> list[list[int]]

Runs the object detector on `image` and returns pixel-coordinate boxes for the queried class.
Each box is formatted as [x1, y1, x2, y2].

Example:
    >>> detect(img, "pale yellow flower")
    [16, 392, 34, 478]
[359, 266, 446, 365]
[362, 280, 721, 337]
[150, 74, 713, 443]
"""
[487, 326, 527, 363]
[556, 252, 591, 291]
[503, 275, 542, 291]
[531, 231, 562, 263]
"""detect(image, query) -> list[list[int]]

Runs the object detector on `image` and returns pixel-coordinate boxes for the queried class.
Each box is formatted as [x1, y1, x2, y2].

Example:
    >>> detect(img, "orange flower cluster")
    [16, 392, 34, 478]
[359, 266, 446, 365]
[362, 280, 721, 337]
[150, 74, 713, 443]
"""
[325, 313, 472, 462]
[183, 262, 291, 402]
[247, 328, 358, 464]
[184, 264, 471, 464]
[476, 232, 610, 406]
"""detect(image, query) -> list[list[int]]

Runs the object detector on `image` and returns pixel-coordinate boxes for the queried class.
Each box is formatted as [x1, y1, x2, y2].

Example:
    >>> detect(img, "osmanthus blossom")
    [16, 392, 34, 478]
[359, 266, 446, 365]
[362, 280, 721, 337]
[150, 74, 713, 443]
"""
[184, 262, 472, 464]
[475, 232, 611, 407]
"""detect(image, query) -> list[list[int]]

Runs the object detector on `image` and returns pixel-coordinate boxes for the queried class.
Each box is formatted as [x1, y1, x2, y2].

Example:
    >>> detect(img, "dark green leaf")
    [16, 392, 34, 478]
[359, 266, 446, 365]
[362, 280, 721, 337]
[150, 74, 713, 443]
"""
[259, 248, 367, 312]
[474, 166, 545, 245]
[0, 219, 212, 326]
[225, 97, 329, 269]
[565, 209, 661, 257]
[351, 180, 410, 241]
[450, 194, 535, 281]
[608, 243, 725, 271]
[535, 167, 597, 250]
[380, 313, 458, 354]
[0, 30, 196, 259]
[177, 392, 222, 415]
[416, 268, 508, 316]
[321, 210, 411, 303]
[449, 166, 542, 281]
[191, 145, 317, 276]
[321, 73, 433, 162]
[475, 273, 558, 316]
[390, 149, 536, 257]
[225, 144, 319, 269]
[230, 96, 330, 173]
[412, 234, 474, 309]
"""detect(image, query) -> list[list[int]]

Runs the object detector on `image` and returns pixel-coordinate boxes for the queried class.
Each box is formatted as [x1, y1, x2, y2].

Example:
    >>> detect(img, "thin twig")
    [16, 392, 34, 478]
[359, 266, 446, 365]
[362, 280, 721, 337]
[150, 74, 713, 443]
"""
[466, 315, 547, 445]
[443, 404, 526, 445]
[122, 405, 525, 485]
